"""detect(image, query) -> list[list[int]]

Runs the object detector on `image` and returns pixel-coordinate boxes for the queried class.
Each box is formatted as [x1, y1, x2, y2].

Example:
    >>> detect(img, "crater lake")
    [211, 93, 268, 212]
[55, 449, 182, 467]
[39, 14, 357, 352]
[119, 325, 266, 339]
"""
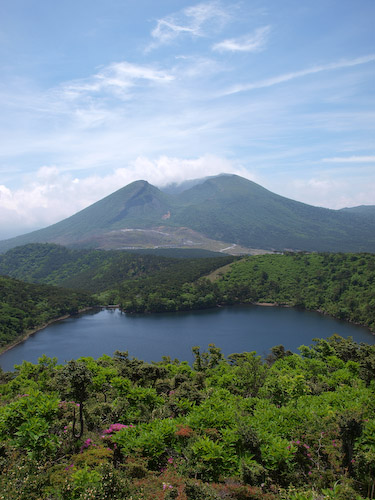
[1, 305, 375, 371]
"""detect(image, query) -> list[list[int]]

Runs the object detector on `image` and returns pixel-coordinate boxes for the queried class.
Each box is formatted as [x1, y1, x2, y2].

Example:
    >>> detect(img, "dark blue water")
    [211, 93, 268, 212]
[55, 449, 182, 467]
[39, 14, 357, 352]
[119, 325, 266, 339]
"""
[0, 305, 374, 371]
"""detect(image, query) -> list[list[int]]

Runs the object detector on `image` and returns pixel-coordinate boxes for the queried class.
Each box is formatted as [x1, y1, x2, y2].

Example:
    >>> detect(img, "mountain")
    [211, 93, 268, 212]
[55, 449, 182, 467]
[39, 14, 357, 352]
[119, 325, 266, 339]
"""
[172, 175, 375, 252]
[0, 180, 175, 252]
[340, 205, 375, 218]
[1, 174, 375, 253]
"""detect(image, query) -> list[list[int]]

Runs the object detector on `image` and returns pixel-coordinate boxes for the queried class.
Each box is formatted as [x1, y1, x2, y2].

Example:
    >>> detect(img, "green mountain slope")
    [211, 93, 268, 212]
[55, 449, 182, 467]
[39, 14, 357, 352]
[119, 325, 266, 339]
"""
[0, 181, 175, 252]
[340, 205, 375, 218]
[171, 175, 375, 252]
[0, 174, 375, 253]
[0, 243, 235, 294]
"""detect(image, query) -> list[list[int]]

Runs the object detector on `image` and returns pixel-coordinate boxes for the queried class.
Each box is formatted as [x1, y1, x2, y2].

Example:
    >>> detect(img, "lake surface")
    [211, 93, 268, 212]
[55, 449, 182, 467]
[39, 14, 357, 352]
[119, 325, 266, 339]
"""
[1, 305, 374, 371]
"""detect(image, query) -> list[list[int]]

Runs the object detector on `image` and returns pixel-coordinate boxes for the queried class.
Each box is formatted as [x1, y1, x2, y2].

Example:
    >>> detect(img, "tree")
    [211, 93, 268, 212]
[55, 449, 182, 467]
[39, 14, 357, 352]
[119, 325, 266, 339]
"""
[58, 360, 92, 438]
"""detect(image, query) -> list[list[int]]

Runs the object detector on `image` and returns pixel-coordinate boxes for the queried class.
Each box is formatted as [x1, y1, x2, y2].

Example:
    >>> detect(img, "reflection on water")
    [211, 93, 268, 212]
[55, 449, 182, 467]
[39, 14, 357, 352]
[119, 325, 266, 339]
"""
[0, 305, 374, 371]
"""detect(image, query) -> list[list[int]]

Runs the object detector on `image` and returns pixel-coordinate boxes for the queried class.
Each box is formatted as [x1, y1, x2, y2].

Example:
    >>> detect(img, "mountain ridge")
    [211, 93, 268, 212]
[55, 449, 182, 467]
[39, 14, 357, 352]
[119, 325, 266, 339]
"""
[0, 174, 374, 253]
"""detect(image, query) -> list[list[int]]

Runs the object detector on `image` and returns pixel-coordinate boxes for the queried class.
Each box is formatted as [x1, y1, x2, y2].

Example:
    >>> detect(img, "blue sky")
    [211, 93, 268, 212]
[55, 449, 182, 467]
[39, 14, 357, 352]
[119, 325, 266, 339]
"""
[0, 0, 374, 238]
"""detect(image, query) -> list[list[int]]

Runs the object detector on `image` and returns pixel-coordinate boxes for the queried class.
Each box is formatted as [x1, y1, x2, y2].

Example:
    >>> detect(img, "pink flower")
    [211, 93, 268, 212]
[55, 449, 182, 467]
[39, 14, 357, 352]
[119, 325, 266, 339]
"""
[79, 438, 97, 453]
[109, 423, 127, 432]
[101, 423, 133, 438]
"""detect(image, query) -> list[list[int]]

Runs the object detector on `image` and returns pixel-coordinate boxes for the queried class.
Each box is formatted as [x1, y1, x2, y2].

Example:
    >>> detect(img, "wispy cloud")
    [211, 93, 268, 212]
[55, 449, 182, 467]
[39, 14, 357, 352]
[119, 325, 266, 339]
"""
[212, 26, 271, 53]
[278, 176, 375, 210]
[322, 155, 375, 163]
[60, 61, 174, 100]
[148, 1, 229, 50]
[222, 54, 375, 95]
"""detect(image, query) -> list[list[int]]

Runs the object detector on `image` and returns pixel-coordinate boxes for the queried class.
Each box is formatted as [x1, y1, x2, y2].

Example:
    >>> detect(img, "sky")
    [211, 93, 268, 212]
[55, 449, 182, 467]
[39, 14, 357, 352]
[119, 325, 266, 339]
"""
[0, 0, 374, 238]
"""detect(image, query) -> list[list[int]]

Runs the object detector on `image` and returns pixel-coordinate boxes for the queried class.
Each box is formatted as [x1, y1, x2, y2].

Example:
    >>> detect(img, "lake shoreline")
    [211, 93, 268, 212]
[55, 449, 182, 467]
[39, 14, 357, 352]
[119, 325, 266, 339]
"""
[1, 302, 373, 360]
[123, 299, 374, 335]
[0, 307, 97, 356]
[253, 301, 375, 334]
[1, 304, 374, 372]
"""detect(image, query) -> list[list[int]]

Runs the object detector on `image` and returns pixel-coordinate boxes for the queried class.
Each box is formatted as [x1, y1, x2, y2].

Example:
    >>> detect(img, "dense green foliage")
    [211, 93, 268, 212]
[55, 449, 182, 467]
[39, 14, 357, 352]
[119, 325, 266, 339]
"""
[118, 257, 231, 312]
[215, 253, 375, 331]
[3, 245, 373, 332]
[1, 175, 375, 253]
[0, 337, 374, 499]
[0, 276, 96, 349]
[0, 243, 235, 295]
[118, 252, 375, 331]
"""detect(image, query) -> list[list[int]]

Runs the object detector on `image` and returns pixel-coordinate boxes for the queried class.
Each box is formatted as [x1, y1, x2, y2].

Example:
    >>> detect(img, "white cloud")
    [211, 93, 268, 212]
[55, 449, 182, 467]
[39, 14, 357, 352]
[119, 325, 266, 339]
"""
[322, 155, 375, 163]
[128, 154, 252, 187]
[268, 176, 375, 210]
[149, 1, 229, 50]
[212, 26, 271, 53]
[222, 54, 375, 95]
[184, 2, 229, 28]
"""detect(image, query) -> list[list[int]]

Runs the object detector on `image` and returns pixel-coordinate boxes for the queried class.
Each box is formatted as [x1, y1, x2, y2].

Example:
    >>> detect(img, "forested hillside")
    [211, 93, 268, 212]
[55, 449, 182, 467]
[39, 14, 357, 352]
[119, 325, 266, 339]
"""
[0, 276, 96, 350]
[0, 337, 374, 499]
[0, 243, 235, 294]
[118, 253, 375, 331]
[216, 253, 375, 331]
[2, 245, 374, 332]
